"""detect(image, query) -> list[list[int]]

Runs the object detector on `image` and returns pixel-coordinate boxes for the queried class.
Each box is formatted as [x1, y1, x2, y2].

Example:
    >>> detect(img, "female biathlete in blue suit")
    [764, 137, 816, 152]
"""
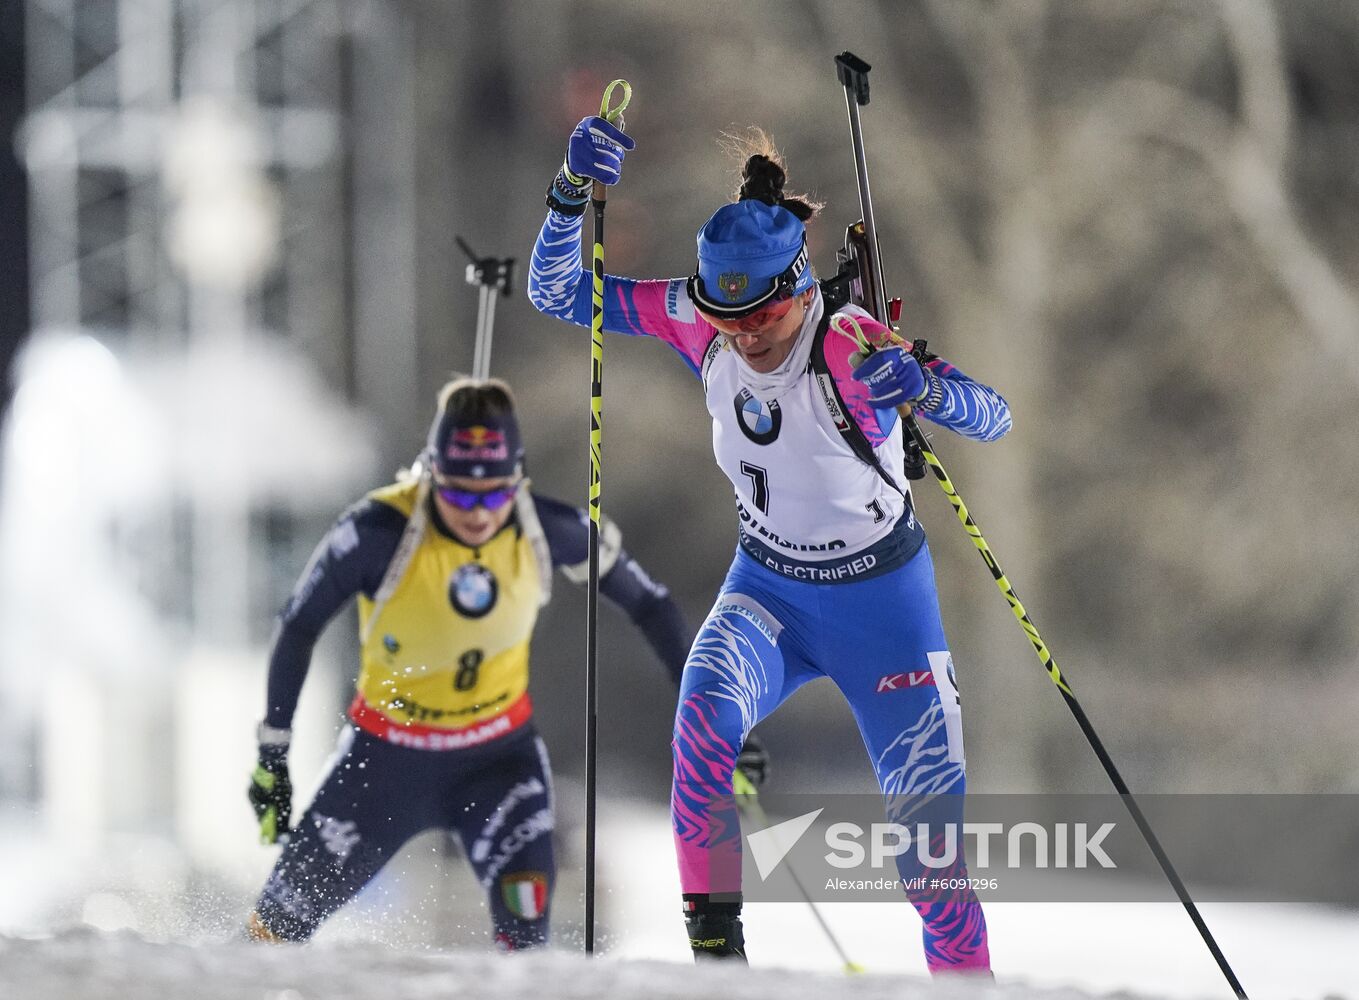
[527, 119, 1011, 975]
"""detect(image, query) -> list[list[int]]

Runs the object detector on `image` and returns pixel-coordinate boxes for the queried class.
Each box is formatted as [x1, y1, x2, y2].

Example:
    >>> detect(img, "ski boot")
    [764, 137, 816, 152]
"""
[682, 893, 746, 962]
[243, 910, 282, 943]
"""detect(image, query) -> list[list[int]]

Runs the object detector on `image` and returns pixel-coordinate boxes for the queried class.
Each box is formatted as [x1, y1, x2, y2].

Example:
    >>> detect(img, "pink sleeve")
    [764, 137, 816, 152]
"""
[824, 308, 897, 447]
[610, 278, 716, 376]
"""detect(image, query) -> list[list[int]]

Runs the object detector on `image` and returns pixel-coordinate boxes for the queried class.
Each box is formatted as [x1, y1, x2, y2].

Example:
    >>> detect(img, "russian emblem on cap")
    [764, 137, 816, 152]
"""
[718, 272, 749, 302]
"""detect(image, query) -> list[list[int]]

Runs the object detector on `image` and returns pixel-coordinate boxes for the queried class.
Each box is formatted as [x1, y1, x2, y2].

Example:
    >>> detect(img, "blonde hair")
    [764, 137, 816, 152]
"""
[435, 375, 518, 418]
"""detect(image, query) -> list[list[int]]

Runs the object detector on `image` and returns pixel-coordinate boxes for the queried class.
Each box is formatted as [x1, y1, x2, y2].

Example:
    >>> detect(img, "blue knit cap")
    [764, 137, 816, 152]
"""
[687, 201, 813, 318]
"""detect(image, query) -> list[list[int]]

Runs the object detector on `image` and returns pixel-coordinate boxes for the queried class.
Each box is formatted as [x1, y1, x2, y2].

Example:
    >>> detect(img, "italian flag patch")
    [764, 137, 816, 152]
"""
[502, 871, 548, 920]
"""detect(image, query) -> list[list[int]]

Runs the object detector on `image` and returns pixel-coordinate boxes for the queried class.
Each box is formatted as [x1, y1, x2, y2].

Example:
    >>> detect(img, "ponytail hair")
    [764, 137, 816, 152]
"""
[722, 127, 823, 222]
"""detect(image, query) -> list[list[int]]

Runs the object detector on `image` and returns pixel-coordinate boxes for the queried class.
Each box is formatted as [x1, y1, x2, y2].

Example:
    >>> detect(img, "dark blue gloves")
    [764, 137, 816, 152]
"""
[548, 116, 635, 215]
[852, 345, 932, 408]
[247, 734, 292, 845]
[564, 115, 634, 187]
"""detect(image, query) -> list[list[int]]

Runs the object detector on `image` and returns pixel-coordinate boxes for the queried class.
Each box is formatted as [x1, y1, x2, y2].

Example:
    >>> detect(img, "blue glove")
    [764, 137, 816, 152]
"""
[563, 115, 634, 188]
[852, 345, 929, 408]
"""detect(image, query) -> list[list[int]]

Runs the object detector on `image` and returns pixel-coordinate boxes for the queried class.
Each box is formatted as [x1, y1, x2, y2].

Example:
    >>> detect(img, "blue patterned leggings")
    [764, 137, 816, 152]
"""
[671, 543, 990, 973]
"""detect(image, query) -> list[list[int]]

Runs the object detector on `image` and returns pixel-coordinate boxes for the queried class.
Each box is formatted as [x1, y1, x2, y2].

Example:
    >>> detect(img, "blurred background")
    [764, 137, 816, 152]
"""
[0, 0, 1356, 972]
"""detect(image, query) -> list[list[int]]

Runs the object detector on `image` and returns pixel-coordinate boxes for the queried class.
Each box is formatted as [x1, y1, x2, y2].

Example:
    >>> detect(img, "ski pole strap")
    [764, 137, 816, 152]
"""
[599, 79, 631, 125]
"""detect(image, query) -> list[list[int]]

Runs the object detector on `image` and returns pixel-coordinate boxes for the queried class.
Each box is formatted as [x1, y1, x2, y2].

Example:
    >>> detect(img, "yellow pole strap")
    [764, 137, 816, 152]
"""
[599, 78, 631, 124]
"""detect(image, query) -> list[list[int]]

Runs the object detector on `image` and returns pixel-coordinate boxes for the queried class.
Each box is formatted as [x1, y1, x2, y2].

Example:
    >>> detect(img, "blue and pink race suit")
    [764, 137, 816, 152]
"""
[528, 208, 1011, 974]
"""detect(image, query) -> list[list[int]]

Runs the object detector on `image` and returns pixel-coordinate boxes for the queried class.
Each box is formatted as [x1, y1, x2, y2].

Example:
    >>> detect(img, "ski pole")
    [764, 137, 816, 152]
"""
[832, 50, 1248, 999]
[733, 772, 864, 975]
[583, 77, 631, 957]
[455, 236, 515, 380]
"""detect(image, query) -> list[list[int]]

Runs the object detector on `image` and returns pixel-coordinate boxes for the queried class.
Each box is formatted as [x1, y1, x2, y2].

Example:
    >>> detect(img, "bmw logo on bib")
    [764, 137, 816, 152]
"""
[734, 388, 782, 445]
[450, 563, 498, 618]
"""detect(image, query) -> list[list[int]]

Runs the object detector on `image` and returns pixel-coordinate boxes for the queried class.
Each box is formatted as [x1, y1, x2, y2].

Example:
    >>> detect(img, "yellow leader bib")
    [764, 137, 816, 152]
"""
[349, 479, 545, 749]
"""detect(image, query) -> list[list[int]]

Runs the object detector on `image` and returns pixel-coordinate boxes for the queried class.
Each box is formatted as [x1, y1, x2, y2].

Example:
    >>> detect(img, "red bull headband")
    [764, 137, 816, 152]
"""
[429, 410, 524, 479]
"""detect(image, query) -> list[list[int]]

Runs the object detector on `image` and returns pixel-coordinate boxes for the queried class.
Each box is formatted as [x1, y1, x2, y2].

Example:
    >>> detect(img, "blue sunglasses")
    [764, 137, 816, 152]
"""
[435, 483, 518, 512]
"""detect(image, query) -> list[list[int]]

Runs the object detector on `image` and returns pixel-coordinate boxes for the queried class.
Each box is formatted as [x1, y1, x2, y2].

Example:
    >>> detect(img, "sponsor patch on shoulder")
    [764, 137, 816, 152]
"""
[666, 279, 696, 322]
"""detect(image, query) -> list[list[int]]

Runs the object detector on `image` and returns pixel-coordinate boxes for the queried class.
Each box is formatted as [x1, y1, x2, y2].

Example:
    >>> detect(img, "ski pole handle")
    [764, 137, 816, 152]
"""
[591, 79, 631, 203]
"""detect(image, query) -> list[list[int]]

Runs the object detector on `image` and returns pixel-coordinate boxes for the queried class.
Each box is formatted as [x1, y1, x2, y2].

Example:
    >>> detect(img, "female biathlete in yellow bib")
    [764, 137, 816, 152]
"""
[243, 377, 733, 949]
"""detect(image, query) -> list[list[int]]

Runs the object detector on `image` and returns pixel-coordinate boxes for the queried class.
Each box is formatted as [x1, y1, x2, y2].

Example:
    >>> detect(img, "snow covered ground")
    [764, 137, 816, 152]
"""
[0, 932, 1147, 1000]
[0, 906, 1351, 1000]
[0, 800, 1354, 1000]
